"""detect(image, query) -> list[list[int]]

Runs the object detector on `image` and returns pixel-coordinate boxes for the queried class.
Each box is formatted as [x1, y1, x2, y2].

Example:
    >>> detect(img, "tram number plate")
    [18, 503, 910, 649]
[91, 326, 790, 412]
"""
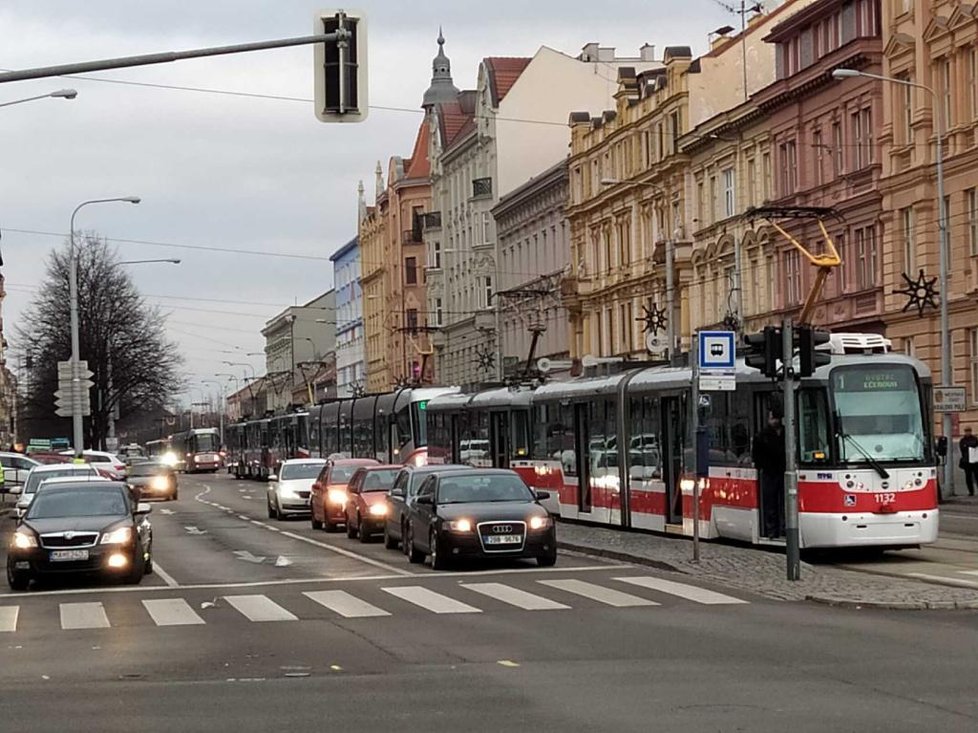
[484, 535, 522, 545]
[874, 493, 896, 504]
[50, 549, 89, 562]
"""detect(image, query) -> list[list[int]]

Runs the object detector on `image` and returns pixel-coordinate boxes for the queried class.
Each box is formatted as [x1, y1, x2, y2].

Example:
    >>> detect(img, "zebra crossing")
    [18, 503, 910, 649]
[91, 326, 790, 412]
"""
[0, 575, 749, 633]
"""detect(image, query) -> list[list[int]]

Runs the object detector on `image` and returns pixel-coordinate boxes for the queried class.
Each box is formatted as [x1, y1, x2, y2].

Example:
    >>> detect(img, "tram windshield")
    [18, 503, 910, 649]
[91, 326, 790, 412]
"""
[831, 365, 926, 464]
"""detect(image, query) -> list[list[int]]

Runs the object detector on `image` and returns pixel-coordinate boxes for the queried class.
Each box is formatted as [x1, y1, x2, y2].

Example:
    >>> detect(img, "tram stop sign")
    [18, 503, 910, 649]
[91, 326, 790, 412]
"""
[698, 331, 735, 370]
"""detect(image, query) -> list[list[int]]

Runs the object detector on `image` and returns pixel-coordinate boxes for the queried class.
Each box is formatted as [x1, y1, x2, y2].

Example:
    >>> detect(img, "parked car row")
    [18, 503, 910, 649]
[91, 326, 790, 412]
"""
[266, 457, 558, 569]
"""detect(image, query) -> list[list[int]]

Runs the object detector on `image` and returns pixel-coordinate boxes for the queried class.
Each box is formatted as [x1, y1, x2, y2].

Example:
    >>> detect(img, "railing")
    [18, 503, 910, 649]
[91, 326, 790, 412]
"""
[472, 177, 492, 198]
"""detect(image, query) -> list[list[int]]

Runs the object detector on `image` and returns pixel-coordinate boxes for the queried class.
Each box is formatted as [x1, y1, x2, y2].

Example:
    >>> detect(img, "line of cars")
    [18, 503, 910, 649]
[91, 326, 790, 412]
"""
[3, 452, 178, 590]
[266, 457, 558, 569]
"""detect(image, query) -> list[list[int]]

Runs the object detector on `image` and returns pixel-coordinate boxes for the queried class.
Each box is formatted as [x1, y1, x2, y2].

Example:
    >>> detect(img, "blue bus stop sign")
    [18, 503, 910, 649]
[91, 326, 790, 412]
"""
[698, 331, 736, 370]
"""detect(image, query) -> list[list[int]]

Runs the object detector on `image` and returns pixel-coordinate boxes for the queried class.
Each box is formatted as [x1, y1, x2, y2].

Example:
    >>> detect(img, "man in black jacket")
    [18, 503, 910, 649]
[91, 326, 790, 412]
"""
[960, 427, 978, 497]
[753, 407, 786, 538]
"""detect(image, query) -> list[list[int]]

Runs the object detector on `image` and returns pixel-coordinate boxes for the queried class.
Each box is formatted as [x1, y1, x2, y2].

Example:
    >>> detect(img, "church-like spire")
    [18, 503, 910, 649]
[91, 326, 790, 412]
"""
[422, 28, 460, 109]
[357, 179, 366, 222]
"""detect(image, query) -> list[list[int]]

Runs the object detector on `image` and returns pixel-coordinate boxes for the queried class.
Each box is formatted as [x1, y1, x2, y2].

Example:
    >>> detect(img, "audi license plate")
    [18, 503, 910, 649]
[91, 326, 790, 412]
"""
[50, 549, 89, 562]
[484, 535, 521, 545]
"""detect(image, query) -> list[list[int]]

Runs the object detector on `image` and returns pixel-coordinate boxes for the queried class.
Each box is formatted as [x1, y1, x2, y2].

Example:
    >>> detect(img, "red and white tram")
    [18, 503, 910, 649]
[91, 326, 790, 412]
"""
[425, 341, 939, 550]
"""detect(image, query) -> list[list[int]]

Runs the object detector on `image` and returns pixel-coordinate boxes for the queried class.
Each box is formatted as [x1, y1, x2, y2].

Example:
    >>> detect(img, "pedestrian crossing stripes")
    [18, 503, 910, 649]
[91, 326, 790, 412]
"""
[2, 576, 750, 632]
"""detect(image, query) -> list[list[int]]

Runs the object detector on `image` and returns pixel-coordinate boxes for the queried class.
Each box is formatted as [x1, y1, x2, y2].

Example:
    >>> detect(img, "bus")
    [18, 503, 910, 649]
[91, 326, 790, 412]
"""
[425, 337, 938, 550]
[170, 428, 222, 473]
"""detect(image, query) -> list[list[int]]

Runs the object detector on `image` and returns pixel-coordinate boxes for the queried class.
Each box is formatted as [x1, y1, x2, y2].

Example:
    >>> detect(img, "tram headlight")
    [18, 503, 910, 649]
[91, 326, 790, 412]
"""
[161, 451, 178, 467]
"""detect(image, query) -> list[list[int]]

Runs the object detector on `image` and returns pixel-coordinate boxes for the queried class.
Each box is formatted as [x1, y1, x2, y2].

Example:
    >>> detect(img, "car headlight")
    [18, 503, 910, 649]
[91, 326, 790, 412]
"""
[161, 452, 178, 467]
[150, 476, 170, 491]
[369, 503, 387, 517]
[327, 489, 347, 505]
[100, 527, 133, 545]
[279, 485, 298, 498]
[447, 519, 472, 532]
[12, 531, 37, 549]
[529, 516, 552, 530]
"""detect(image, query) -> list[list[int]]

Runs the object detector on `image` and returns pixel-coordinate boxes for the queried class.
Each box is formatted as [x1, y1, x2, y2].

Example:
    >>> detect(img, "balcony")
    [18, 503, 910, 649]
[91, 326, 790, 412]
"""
[421, 211, 442, 232]
[471, 177, 492, 199]
[402, 229, 423, 246]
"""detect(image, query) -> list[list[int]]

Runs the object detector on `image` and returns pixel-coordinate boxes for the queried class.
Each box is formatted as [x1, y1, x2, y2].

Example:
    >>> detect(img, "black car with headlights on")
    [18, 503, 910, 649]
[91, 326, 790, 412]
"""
[6, 481, 153, 590]
[404, 468, 556, 570]
[126, 459, 178, 501]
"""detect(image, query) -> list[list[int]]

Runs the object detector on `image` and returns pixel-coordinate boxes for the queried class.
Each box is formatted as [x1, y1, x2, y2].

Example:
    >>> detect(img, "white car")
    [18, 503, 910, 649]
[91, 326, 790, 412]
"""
[0, 452, 40, 494]
[16, 464, 100, 519]
[58, 450, 127, 476]
[266, 459, 326, 520]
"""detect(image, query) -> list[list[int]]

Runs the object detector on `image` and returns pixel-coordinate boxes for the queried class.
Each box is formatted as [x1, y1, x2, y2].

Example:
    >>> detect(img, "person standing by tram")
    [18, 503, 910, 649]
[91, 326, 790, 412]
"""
[752, 404, 786, 538]
[959, 426, 978, 497]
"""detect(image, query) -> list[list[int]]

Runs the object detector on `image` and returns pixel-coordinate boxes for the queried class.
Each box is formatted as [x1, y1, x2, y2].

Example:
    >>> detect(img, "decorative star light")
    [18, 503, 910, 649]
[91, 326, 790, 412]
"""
[636, 299, 668, 335]
[475, 346, 496, 372]
[893, 269, 940, 317]
[722, 312, 740, 332]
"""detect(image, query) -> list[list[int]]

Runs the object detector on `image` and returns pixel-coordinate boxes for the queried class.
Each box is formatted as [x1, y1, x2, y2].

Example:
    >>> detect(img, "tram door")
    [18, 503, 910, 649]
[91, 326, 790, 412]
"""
[573, 403, 592, 513]
[490, 412, 509, 468]
[661, 396, 684, 524]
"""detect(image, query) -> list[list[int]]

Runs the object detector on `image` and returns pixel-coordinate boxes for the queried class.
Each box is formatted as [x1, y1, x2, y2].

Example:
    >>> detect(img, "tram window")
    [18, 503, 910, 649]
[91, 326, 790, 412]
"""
[589, 400, 615, 479]
[729, 390, 752, 464]
[531, 406, 549, 460]
[352, 420, 373, 458]
[394, 406, 412, 450]
[798, 389, 830, 464]
[545, 404, 576, 476]
[376, 414, 390, 460]
[629, 397, 662, 479]
[705, 392, 750, 466]
[511, 411, 530, 458]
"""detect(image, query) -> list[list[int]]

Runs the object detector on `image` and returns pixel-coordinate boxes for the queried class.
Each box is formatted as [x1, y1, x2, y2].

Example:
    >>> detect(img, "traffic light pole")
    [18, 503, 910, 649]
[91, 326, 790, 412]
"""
[782, 320, 801, 580]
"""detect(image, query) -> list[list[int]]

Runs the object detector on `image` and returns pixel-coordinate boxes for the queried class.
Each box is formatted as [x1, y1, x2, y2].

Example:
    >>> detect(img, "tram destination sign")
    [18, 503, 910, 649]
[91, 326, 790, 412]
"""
[934, 386, 966, 413]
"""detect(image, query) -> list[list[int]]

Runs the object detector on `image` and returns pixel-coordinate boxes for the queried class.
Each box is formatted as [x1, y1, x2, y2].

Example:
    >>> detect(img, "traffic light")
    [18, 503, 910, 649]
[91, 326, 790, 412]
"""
[797, 326, 831, 377]
[314, 10, 368, 123]
[743, 326, 781, 379]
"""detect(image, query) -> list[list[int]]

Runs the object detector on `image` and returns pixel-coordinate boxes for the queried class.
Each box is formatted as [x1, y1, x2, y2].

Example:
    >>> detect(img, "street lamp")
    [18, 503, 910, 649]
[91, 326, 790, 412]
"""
[600, 177, 679, 361]
[831, 67, 952, 495]
[117, 258, 181, 265]
[68, 196, 141, 457]
[0, 88, 77, 109]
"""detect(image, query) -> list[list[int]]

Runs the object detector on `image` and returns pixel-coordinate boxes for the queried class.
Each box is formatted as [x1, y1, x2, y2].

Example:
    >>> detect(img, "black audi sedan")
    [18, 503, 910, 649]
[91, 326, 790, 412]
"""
[126, 459, 178, 501]
[404, 468, 556, 570]
[6, 481, 153, 590]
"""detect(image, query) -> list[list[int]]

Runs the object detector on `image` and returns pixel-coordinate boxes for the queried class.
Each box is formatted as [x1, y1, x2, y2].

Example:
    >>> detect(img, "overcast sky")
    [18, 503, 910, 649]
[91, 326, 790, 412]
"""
[0, 0, 732, 403]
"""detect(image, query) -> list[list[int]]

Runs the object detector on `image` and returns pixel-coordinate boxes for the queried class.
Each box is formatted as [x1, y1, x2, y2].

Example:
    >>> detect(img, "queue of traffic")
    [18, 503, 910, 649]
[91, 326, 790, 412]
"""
[266, 457, 558, 569]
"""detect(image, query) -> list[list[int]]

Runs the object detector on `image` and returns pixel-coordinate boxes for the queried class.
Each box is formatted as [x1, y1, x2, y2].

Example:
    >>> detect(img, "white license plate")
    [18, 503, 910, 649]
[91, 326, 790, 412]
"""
[50, 549, 89, 562]
[484, 535, 522, 545]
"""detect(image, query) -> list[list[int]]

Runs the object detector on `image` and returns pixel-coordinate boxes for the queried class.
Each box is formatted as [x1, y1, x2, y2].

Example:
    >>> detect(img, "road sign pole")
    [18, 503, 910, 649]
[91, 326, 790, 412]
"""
[782, 319, 800, 581]
[690, 333, 700, 564]
[68, 240, 84, 457]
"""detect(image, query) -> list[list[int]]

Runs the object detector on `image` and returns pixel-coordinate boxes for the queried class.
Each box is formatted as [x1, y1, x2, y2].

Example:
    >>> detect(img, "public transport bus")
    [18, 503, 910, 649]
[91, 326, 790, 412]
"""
[170, 428, 222, 473]
[425, 336, 939, 550]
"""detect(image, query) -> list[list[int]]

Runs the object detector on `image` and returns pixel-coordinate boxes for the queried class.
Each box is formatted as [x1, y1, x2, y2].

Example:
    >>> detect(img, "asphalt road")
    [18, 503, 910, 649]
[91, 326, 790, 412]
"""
[2, 473, 978, 732]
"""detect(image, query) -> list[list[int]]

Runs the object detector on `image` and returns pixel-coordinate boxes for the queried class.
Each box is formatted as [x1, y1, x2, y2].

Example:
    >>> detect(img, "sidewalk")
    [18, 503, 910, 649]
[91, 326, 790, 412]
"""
[557, 522, 978, 610]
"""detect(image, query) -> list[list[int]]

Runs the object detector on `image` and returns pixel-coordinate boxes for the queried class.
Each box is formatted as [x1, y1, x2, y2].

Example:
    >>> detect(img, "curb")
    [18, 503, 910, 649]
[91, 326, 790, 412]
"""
[557, 540, 682, 574]
[805, 594, 978, 611]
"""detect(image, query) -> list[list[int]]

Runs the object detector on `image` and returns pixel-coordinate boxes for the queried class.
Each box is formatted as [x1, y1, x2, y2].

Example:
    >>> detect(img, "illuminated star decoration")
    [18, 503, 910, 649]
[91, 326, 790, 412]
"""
[475, 346, 496, 372]
[722, 312, 740, 332]
[893, 269, 940, 317]
[636, 299, 668, 335]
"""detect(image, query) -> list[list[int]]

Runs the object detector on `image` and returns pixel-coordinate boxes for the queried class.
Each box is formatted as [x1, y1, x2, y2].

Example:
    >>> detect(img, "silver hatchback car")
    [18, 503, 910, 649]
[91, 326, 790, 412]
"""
[266, 459, 326, 520]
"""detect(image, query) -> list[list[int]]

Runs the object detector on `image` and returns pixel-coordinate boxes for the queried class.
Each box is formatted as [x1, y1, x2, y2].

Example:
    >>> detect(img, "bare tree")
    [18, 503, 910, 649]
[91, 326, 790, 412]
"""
[15, 234, 183, 448]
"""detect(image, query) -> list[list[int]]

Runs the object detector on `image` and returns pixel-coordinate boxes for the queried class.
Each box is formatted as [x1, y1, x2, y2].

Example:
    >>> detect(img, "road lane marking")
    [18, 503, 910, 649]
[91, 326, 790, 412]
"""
[461, 582, 570, 611]
[497, 660, 520, 667]
[142, 598, 205, 626]
[906, 572, 978, 589]
[60, 602, 111, 630]
[224, 595, 298, 622]
[0, 606, 19, 632]
[382, 586, 481, 614]
[304, 590, 390, 618]
[538, 579, 659, 607]
[278, 530, 414, 576]
[152, 561, 179, 588]
[0, 566, 626, 599]
[614, 576, 748, 605]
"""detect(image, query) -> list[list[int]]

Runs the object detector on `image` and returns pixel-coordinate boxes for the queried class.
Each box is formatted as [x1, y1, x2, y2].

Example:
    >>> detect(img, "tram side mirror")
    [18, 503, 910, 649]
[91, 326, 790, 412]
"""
[935, 436, 948, 458]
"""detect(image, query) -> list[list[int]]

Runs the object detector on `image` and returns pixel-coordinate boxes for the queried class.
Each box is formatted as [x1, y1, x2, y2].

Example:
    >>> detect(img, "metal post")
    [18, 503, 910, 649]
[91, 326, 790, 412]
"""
[691, 335, 701, 563]
[666, 238, 676, 363]
[934, 108, 952, 498]
[782, 319, 800, 580]
[106, 348, 116, 449]
[68, 221, 83, 458]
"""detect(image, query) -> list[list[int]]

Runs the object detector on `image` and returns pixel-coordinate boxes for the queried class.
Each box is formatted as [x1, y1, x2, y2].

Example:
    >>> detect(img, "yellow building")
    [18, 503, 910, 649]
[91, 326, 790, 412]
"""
[565, 48, 696, 363]
[359, 170, 390, 393]
[358, 122, 434, 392]
[877, 0, 978, 440]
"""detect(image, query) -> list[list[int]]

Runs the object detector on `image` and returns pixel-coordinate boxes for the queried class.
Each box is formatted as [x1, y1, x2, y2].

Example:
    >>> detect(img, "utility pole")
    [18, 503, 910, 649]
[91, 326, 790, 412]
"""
[781, 319, 800, 580]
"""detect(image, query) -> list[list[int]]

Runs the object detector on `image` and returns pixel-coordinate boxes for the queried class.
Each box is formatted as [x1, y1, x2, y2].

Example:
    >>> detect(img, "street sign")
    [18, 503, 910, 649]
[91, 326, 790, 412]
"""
[698, 331, 736, 370]
[699, 373, 736, 391]
[54, 359, 94, 417]
[934, 386, 967, 413]
[645, 333, 666, 356]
